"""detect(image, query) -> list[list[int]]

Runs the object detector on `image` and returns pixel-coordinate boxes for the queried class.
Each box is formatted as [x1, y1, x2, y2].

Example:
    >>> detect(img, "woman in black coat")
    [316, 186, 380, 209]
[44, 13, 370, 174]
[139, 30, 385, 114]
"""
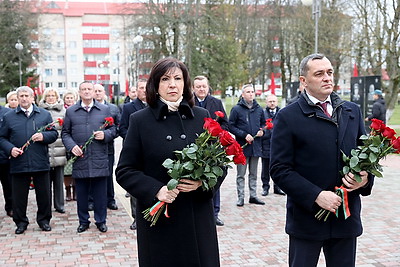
[116, 58, 221, 266]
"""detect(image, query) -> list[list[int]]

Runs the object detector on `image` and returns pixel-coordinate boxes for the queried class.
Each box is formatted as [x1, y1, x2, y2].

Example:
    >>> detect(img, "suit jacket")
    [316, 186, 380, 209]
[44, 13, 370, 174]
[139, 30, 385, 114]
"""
[119, 98, 147, 139]
[194, 95, 228, 130]
[261, 106, 280, 159]
[270, 92, 374, 240]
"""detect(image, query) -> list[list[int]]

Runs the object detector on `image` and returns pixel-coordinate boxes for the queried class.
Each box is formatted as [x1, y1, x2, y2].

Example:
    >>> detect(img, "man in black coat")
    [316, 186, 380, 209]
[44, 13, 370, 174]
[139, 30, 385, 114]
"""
[0, 105, 13, 218]
[260, 94, 284, 196]
[62, 81, 117, 233]
[270, 54, 374, 266]
[119, 78, 147, 230]
[193, 75, 228, 226]
[365, 89, 386, 123]
[0, 86, 58, 234]
[119, 79, 147, 139]
[93, 84, 121, 210]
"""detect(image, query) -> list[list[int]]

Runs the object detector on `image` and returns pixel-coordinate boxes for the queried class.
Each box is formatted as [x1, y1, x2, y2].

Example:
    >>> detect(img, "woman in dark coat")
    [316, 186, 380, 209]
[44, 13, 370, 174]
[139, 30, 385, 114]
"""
[116, 57, 221, 267]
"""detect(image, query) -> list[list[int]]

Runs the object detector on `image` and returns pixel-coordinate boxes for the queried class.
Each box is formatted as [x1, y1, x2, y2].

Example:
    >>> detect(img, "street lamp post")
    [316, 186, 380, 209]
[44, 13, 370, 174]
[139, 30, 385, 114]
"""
[132, 35, 143, 86]
[301, 0, 321, 53]
[15, 41, 24, 86]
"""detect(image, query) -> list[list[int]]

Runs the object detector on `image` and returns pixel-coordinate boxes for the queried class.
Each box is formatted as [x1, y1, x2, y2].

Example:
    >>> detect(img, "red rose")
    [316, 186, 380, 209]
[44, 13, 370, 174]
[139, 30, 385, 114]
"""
[391, 137, 400, 153]
[57, 118, 64, 126]
[382, 126, 396, 140]
[233, 153, 246, 165]
[370, 119, 385, 133]
[219, 130, 235, 146]
[214, 111, 225, 118]
[265, 118, 273, 130]
[104, 117, 114, 126]
[225, 141, 242, 156]
[203, 118, 223, 137]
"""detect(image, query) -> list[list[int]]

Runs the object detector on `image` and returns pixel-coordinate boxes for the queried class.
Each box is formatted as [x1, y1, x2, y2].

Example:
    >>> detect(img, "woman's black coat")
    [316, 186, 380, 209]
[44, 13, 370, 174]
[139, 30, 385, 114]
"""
[116, 99, 221, 267]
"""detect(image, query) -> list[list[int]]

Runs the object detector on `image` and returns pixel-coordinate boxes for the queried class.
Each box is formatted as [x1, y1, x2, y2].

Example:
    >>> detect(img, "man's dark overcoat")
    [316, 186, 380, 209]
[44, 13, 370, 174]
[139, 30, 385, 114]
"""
[119, 98, 147, 138]
[116, 99, 221, 267]
[61, 100, 116, 179]
[194, 95, 228, 130]
[270, 92, 374, 241]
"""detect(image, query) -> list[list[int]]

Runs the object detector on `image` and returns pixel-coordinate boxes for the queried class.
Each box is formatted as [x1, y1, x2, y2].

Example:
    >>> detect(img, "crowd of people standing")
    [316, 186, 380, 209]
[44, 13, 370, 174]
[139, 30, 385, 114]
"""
[0, 54, 377, 266]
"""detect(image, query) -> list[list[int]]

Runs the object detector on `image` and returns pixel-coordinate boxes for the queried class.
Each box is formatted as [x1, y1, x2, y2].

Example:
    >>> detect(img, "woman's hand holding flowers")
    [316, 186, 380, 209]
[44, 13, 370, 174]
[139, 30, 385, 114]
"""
[177, 179, 202, 192]
[156, 186, 179, 203]
[342, 171, 368, 192]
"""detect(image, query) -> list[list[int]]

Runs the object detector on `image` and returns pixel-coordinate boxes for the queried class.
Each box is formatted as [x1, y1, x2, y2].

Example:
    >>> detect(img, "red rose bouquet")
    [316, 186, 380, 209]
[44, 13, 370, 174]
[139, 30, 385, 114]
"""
[65, 117, 114, 167]
[316, 119, 400, 221]
[143, 111, 246, 226]
[21, 118, 64, 151]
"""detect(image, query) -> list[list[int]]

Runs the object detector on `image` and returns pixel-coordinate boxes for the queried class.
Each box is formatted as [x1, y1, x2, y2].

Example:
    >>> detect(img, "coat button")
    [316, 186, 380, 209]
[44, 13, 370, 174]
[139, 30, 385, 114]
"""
[166, 135, 172, 141]
[163, 116, 167, 120]
[181, 115, 187, 119]
[180, 134, 186, 140]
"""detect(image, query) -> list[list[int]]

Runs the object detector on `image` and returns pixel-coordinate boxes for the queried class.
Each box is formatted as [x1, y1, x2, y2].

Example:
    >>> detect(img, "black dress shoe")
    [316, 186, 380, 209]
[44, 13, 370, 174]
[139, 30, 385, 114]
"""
[77, 224, 90, 233]
[96, 223, 108, 233]
[15, 225, 27, 234]
[107, 203, 118, 210]
[215, 217, 224, 226]
[261, 190, 269, 196]
[6, 210, 13, 217]
[40, 223, 52, 231]
[236, 199, 244, 207]
[249, 197, 265, 205]
[274, 189, 286, 195]
[55, 208, 65, 214]
[130, 221, 137, 230]
[88, 203, 94, 211]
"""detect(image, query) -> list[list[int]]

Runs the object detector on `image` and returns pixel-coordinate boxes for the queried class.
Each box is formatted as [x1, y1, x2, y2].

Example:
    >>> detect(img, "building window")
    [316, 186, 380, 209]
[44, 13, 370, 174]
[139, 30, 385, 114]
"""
[43, 42, 52, 49]
[45, 69, 53, 76]
[82, 26, 109, 34]
[57, 55, 65, 62]
[57, 42, 65, 49]
[45, 82, 52, 87]
[83, 39, 109, 48]
[70, 55, 77, 62]
[58, 82, 65, 88]
[56, 28, 64, 36]
[71, 82, 78, 88]
[57, 69, 65, 76]
[69, 41, 77, 48]
[42, 28, 52, 36]
[44, 55, 52, 61]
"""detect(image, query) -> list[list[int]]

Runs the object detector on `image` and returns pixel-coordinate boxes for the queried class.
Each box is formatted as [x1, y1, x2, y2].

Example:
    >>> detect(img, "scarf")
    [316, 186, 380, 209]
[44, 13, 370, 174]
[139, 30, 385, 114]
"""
[159, 95, 183, 112]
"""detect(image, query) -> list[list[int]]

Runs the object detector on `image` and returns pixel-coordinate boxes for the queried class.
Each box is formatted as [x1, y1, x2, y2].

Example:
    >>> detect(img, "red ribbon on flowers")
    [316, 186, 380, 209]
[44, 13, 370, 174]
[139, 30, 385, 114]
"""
[335, 186, 351, 219]
[149, 201, 165, 216]
[164, 203, 170, 218]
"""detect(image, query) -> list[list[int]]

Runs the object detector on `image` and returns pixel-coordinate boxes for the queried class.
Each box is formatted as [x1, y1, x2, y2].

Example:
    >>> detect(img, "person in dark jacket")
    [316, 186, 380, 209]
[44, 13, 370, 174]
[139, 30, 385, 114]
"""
[193, 75, 228, 227]
[229, 84, 265, 207]
[116, 57, 222, 267]
[119, 79, 147, 139]
[93, 83, 120, 211]
[61, 81, 117, 234]
[270, 54, 374, 266]
[365, 89, 386, 123]
[0, 86, 58, 234]
[0, 105, 13, 218]
[260, 94, 284, 196]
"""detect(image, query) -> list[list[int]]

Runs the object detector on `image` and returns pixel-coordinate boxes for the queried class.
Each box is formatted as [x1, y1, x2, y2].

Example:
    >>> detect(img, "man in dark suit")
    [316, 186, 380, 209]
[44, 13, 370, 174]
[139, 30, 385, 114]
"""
[93, 84, 121, 211]
[0, 86, 58, 234]
[62, 81, 117, 233]
[260, 94, 284, 196]
[119, 79, 147, 139]
[193, 75, 228, 226]
[119, 78, 147, 230]
[270, 54, 374, 266]
[0, 105, 13, 218]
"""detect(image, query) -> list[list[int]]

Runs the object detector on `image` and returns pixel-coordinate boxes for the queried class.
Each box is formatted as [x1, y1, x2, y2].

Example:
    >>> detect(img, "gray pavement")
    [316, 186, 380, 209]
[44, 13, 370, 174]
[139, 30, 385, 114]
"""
[0, 137, 399, 266]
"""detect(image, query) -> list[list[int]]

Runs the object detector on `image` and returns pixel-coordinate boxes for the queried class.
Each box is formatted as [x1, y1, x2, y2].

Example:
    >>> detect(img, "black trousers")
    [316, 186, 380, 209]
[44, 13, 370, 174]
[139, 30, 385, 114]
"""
[12, 171, 52, 227]
[0, 163, 12, 213]
[289, 235, 357, 267]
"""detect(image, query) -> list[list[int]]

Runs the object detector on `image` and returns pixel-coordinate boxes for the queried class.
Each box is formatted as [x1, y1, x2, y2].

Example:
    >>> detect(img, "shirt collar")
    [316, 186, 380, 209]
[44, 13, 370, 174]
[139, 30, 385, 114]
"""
[305, 91, 331, 105]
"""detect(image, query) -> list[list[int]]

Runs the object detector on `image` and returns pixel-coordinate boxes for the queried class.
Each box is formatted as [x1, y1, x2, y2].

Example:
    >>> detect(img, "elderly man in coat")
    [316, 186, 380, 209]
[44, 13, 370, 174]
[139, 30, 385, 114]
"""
[62, 81, 117, 233]
[0, 86, 58, 234]
[270, 54, 374, 266]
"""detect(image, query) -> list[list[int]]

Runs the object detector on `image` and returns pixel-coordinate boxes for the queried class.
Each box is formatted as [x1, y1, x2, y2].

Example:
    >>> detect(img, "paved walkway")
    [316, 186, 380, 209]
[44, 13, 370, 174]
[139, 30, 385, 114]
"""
[0, 137, 399, 266]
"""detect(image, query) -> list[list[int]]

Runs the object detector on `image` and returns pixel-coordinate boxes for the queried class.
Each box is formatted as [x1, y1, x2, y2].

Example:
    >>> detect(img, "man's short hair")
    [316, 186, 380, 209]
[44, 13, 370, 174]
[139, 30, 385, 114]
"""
[16, 86, 34, 96]
[299, 53, 326, 77]
[241, 84, 254, 92]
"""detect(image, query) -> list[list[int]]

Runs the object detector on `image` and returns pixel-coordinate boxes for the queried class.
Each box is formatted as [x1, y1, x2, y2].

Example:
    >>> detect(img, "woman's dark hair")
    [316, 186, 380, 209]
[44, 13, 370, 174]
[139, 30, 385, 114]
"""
[146, 57, 194, 107]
